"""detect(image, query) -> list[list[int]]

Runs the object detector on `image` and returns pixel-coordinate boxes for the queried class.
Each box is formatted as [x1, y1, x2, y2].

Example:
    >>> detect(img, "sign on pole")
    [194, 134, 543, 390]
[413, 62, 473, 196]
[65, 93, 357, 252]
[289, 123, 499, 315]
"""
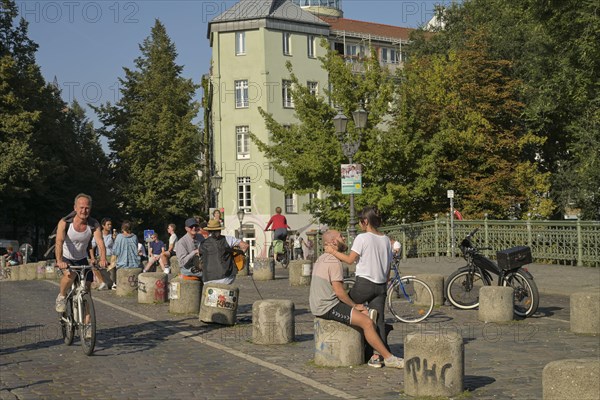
[341, 164, 362, 195]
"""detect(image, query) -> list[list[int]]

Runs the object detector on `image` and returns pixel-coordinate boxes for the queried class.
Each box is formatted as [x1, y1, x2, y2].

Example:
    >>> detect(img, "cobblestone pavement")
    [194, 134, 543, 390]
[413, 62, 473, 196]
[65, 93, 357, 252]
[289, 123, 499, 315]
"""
[1, 262, 599, 400]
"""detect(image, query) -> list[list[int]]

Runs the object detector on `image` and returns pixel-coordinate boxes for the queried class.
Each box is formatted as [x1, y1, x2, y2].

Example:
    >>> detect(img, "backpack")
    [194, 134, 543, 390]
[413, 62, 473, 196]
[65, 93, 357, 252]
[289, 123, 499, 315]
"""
[200, 236, 237, 282]
[43, 211, 99, 260]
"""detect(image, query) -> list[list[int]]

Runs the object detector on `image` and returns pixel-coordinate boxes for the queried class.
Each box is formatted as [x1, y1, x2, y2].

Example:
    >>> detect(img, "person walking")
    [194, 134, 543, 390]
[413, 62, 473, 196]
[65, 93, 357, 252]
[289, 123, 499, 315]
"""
[111, 221, 140, 289]
[325, 205, 393, 368]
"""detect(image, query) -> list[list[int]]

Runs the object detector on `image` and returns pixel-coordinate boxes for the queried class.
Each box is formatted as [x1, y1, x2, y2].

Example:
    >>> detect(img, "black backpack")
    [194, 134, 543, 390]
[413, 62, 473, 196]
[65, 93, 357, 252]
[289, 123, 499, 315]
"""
[200, 236, 236, 282]
[43, 211, 99, 260]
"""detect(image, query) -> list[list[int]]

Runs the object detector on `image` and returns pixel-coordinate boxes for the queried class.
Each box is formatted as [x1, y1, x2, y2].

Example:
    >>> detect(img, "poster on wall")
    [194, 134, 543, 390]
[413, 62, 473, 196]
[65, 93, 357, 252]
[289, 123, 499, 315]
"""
[341, 164, 362, 195]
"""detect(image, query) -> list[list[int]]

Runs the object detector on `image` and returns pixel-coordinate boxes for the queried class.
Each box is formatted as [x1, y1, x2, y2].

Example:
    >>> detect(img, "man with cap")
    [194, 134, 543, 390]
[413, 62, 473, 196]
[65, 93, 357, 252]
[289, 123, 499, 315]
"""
[174, 217, 206, 280]
[201, 219, 249, 284]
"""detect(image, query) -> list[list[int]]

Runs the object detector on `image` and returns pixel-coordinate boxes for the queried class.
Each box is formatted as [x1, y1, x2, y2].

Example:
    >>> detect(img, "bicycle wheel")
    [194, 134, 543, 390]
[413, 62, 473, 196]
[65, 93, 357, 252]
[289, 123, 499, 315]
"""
[503, 270, 539, 317]
[60, 297, 75, 345]
[446, 269, 485, 310]
[281, 251, 289, 269]
[80, 293, 96, 356]
[387, 277, 434, 323]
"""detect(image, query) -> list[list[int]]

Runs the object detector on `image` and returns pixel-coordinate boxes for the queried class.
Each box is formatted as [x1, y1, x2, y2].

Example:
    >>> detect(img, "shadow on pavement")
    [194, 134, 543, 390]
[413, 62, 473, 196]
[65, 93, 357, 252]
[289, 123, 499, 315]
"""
[464, 375, 496, 390]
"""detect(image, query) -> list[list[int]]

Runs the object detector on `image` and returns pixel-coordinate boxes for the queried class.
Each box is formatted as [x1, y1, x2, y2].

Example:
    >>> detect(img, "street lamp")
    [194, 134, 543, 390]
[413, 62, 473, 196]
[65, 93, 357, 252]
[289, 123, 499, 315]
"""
[333, 105, 368, 240]
[211, 172, 222, 208]
[237, 208, 245, 240]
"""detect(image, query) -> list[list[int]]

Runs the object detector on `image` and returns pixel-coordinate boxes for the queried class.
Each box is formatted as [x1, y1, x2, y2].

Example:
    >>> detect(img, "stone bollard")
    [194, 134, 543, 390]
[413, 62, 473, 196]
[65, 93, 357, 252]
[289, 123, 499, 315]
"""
[415, 273, 445, 306]
[253, 258, 274, 281]
[314, 318, 364, 367]
[543, 358, 599, 399]
[252, 299, 295, 344]
[9, 265, 21, 281]
[138, 272, 168, 304]
[288, 260, 311, 286]
[404, 331, 464, 398]
[169, 256, 180, 276]
[237, 258, 249, 277]
[21, 263, 37, 280]
[169, 277, 202, 314]
[45, 264, 58, 280]
[116, 268, 141, 297]
[36, 262, 46, 280]
[478, 286, 514, 323]
[570, 291, 600, 335]
[199, 283, 239, 325]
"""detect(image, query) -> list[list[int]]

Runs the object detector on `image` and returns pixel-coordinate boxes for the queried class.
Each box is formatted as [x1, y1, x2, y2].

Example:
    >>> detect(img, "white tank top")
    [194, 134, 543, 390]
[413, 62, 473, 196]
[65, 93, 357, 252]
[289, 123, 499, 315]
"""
[62, 223, 92, 261]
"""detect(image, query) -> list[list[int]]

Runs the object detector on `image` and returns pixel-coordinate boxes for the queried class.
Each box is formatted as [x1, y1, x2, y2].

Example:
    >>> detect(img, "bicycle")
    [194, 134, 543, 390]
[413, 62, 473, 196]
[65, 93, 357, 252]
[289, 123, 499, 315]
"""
[445, 228, 539, 317]
[266, 230, 290, 269]
[344, 254, 434, 323]
[59, 265, 98, 355]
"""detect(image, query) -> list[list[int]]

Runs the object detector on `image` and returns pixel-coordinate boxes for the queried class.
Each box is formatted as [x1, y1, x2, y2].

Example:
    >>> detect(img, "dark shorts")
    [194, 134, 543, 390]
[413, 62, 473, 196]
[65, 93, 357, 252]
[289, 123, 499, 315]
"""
[169, 250, 176, 257]
[63, 257, 94, 282]
[274, 228, 288, 241]
[318, 302, 352, 326]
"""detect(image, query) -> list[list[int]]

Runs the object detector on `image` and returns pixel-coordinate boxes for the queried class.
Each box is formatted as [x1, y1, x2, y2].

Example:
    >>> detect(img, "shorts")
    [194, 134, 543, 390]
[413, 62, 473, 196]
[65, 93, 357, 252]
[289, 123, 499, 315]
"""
[318, 302, 352, 326]
[63, 257, 94, 282]
[168, 250, 176, 257]
[274, 228, 288, 241]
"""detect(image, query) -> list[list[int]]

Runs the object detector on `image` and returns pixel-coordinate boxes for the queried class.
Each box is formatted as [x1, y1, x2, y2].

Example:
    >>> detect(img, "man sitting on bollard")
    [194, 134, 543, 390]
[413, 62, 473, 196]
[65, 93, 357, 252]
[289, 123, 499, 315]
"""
[309, 230, 404, 369]
[200, 220, 249, 285]
[175, 218, 206, 281]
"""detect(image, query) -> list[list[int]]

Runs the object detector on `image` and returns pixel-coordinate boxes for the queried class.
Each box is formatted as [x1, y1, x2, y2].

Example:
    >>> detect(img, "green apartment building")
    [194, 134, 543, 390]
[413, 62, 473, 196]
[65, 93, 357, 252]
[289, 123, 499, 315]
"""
[207, 0, 412, 263]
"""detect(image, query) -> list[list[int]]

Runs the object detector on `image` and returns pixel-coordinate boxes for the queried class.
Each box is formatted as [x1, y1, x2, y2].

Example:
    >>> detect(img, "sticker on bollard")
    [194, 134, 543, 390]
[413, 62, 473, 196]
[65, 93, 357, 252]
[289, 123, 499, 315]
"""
[45, 266, 54, 273]
[169, 281, 180, 300]
[302, 263, 312, 277]
[205, 287, 237, 310]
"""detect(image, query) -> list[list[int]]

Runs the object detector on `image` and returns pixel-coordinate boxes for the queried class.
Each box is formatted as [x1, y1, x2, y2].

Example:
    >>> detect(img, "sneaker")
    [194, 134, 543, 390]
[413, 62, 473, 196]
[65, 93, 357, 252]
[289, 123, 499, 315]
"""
[55, 295, 67, 313]
[164, 267, 170, 274]
[368, 354, 384, 368]
[97, 283, 108, 291]
[368, 308, 378, 323]
[111, 283, 117, 290]
[384, 356, 405, 369]
[84, 324, 93, 339]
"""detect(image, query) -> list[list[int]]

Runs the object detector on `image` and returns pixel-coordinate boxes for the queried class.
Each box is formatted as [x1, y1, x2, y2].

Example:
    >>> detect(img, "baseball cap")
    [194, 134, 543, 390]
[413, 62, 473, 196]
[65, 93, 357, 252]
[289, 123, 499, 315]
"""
[185, 217, 199, 228]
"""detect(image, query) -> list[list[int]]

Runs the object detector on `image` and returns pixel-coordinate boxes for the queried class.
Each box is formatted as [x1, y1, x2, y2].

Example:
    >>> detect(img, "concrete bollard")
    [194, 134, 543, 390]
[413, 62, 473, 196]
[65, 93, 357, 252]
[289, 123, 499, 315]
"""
[404, 331, 464, 398]
[169, 256, 180, 276]
[138, 272, 168, 304]
[21, 263, 37, 280]
[116, 268, 141, 297]
[288, 260, 311, 286]
[169, 277, 202, 314]
[314, 318, 364, 367]
[45, 264, 58, 280]
[570, 291, 600, 335]
[543, 358, 600, 399]
[199, 283, 239, 325]
[253, 258, 274, 281]
[252, 299, 295, 344]
[478, 286, 514, 323]
[9, 265, 21, 281]
[415, 273, 445, 306]
[36, 262, 46, 280]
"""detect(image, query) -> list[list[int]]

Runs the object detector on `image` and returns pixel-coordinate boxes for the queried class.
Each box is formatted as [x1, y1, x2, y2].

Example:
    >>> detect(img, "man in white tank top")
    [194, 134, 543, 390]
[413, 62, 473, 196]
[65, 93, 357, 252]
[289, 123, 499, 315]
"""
[55, 194, 107, 313]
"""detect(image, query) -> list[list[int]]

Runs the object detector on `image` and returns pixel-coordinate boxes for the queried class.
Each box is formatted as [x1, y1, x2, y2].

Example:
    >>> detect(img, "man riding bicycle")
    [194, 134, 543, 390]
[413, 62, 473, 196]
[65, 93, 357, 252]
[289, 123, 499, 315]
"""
[264, 207, 290, 259]
[55, 193, 107, 313]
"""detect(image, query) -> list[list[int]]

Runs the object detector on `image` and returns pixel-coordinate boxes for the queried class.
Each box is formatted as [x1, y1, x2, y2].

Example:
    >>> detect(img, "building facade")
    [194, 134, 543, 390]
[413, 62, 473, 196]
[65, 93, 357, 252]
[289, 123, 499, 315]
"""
[207, 0, 411, 263]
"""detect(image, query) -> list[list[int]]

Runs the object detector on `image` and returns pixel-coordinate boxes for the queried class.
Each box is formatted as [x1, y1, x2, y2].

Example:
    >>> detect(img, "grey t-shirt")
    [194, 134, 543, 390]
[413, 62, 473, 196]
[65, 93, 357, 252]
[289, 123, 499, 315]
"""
[309, 253, 344, 316]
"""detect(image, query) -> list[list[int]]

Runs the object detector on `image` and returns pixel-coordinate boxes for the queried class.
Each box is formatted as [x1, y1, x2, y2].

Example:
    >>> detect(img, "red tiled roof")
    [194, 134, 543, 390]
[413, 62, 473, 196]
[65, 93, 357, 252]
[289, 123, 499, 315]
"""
[320, 17, 413, 41]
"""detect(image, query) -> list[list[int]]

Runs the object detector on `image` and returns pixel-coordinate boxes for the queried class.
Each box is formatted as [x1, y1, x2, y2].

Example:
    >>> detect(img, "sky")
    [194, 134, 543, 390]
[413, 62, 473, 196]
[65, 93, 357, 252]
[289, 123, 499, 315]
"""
[17, 0, 446, 127]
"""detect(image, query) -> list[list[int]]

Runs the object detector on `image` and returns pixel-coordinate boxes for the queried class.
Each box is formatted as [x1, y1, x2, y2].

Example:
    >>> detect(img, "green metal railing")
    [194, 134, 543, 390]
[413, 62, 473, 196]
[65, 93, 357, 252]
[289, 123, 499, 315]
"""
[381, 215, 600, 267]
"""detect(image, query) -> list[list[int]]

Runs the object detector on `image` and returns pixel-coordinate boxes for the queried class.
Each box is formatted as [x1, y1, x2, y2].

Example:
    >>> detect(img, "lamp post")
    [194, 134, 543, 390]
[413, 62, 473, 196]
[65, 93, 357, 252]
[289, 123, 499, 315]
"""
[333, 105, 368, 241]
[210, 172, 222, 209]
[237, 208, 245, 240]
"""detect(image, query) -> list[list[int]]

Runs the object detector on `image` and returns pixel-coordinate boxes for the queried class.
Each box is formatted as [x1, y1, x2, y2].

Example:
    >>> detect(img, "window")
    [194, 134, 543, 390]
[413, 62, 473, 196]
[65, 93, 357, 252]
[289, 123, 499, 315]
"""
[309, 192, 318, 204]
[307, 35, 316, 58]
[238, 177, 251, 212]
[285, 194, 297, 214]
[236, 126, 250, 159]
[235, 32, 246, 55]
[382, 48, 401, 64]
[282, 80, 294, 108]
[283, 32, 292, 55]
[307, 81, 318, 97]
[235, 80, 248, 108]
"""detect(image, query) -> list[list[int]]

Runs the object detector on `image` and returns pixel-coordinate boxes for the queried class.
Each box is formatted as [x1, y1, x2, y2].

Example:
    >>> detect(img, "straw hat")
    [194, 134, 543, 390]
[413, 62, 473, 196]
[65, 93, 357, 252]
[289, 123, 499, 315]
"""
[205, 219, 223, 231]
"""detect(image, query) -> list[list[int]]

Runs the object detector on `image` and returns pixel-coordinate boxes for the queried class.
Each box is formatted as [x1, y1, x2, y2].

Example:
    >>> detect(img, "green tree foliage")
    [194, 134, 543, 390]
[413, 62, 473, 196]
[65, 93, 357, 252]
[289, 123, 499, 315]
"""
[96, 20, 202, 228]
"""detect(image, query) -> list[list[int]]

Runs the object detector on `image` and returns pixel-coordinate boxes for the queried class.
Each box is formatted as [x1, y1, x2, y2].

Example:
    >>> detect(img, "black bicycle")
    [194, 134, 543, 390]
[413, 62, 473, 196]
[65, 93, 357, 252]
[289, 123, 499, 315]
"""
[59, 265, 98, 355]
[266, 230, 290, 269]
[445, 228, 539, 317]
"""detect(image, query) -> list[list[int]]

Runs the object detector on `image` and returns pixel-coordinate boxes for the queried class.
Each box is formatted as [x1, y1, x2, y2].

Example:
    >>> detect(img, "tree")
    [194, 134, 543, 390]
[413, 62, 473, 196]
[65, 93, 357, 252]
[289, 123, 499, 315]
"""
[96, 20, 202, 228]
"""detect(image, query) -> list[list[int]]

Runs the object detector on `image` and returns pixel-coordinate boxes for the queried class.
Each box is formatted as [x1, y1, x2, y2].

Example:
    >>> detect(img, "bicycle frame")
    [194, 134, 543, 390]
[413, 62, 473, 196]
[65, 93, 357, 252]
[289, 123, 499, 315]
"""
[65, 267, 91, 326]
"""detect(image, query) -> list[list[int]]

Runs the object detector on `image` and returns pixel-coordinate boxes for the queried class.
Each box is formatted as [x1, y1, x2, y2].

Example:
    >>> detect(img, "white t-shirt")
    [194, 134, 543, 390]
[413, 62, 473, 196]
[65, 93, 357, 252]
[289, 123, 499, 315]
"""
[351, 232, 392, 284]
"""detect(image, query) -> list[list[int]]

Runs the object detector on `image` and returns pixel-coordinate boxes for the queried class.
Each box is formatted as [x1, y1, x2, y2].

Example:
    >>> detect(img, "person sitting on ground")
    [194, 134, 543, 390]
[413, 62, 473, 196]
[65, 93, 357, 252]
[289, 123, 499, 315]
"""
[160, 223, 177, 274]
[111, 221, 140, 289]
[200, 219, 249, 285]
[175, 218, 206, 281]
[143, 233, 166, 273]
[309, 229, 404, 369]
